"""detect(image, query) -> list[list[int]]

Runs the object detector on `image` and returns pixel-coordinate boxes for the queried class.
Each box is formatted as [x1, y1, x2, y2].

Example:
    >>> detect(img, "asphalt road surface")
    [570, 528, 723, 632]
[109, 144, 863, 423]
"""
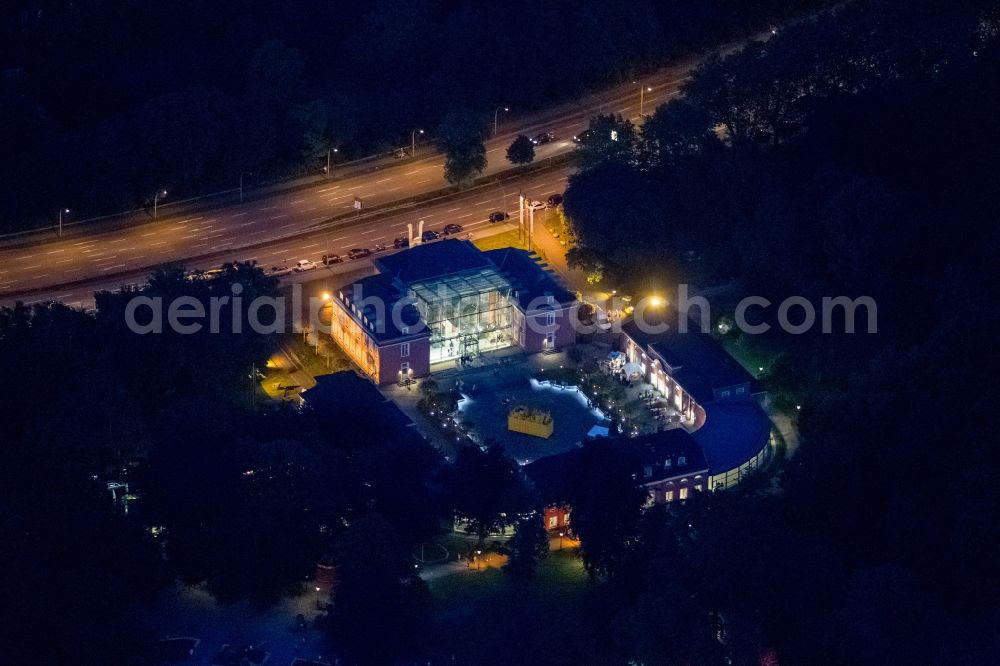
[0, 55, 705, 305]
[0, 166, 574, 309]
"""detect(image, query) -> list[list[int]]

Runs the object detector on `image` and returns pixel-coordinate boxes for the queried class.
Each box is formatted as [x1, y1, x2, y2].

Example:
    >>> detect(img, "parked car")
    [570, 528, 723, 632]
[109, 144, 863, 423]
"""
[443, 223, 463, 235]
[373, 243, 387, 253]
[532, 131, 556, 145]
[268, 264, 293, 277]
[393, 147, 409, 159]
[547, 193, 564, 207]
[347, 248, 372, 260]
[488, 211, 509, 223]
[393, 236, 410, 249]
[572, 128, 594, 143]
[421, 229, 440, 242]
[294, 259, 317, 272]
[322, 253, 343, 265]
[528, 200, 546, 212]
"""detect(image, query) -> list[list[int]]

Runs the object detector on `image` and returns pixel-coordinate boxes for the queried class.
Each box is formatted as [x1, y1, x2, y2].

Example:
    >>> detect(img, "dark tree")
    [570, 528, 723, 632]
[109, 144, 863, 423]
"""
[506, 134, 535, 166]
[445, 444, 529, 543]
[576, 114, 640, 169]
[564, 440, 646, 580]
[324, 515, 430, 665]
[503, 515, 549, 581]
[437, 109, 487, 185]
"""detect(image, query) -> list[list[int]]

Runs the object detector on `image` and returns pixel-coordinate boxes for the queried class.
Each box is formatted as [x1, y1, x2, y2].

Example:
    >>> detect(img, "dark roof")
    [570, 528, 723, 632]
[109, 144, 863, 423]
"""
[692, 401, 771, 474]
[302, 371, 414, 432]
[521, 447, 582, 506]
[481, 247, 575, 309]
[337, 273, 427, 343]
[523, 429, 708, 505]
[631, 428, 709, 481]
[651, 333, 754, 403]
[374, 239, 492, 283]
[623, 313, 755, 403]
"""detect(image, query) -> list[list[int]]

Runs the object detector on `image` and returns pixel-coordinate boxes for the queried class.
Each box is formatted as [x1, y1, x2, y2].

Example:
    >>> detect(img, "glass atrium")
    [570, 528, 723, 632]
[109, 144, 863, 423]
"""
[408, 268, 516, 363]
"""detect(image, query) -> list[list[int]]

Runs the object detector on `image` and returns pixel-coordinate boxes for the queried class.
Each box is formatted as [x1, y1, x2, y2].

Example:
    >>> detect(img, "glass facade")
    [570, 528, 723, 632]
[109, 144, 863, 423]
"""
[408, 268, 516, 363]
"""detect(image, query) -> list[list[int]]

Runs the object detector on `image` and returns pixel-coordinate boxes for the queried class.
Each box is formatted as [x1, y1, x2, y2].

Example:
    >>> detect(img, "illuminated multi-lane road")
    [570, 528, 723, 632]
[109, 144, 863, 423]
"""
[0, 57, 700, 308]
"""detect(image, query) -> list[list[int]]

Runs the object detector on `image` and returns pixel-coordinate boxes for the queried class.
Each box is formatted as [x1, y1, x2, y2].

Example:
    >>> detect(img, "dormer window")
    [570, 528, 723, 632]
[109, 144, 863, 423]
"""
[678, 455, 686, 466]
[664, 458, 672, 468]
[546, 294, 554, 304]
[401, 326, 409, 334]
[643, 466, 652, 479]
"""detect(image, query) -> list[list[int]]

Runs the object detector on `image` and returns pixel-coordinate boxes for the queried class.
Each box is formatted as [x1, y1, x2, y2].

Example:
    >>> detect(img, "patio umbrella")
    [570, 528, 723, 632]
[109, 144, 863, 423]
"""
[624, 362, 643, 377]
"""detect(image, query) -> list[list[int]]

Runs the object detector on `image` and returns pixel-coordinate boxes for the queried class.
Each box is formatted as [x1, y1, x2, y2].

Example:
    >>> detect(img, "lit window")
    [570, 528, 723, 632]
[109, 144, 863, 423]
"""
[400, 342, 410, 357]
[665, 490, 674, 502]
[679, 487, 689, 500]
[548, 515, 557, 528]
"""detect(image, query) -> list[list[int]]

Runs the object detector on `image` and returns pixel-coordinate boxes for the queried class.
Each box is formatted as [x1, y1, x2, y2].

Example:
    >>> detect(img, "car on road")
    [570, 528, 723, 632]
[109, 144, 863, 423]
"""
[294, 259, 317, 272]
[547, 193, 564, 207]
[268, 264, 293, 277]
[572, 128, 594, 143]
[488, 211, 509, 224]
[322, 253, 342, 265]
[442, 223, 463, 235]
[528, 200, 546, 212]
[347, 248, 372, 260]
[421, 229, 440, 242]
[373, 243, 387, 253]
[393, 147, 409, 159]
[532, 131, 556, 145]
[393, 236, 410, 249]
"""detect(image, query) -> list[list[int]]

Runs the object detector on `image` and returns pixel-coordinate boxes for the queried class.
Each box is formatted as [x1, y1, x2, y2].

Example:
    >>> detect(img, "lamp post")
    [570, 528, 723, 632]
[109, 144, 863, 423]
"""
[239, 172, 252, 203]
[475, 549, 482, 571]
[559, 531, 564, 551]
[494, 106, 509, 137]
[153, 190, 167, 219]
[58, 208, 70, 237]
[315, 586, 322, 609]
[326, 147, 338, 175]
[636, 83, 653, 117]
[411, 129, 423, 158]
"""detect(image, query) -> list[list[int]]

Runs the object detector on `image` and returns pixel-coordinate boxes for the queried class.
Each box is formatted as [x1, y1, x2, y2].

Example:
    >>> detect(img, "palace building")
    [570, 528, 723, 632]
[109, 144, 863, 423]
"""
[330, 239, 577, 385]
[621, 310, 773, 490]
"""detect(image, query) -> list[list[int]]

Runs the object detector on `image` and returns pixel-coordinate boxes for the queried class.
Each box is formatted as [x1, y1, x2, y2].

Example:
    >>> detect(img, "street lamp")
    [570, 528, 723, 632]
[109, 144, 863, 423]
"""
[635, 82, 653, 117]
[411, 129, 424, 158]
[475, 549, 482, 571]
[559, 531, 564, 551]
[315, 586, 322, 609]
[58, 208, 70, 237]
[239, 172, 252, 203]
[494, 106, 509, 137]
[153, 190, 167, 219]
[326, 147, 338, 175]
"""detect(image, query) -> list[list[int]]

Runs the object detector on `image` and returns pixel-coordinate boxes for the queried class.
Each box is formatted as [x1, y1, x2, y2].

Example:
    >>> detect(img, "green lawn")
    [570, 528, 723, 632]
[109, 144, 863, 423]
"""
[278, 332, 355, 377]
[473, 228, 527, 252]
[426, 549, 610, 664]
